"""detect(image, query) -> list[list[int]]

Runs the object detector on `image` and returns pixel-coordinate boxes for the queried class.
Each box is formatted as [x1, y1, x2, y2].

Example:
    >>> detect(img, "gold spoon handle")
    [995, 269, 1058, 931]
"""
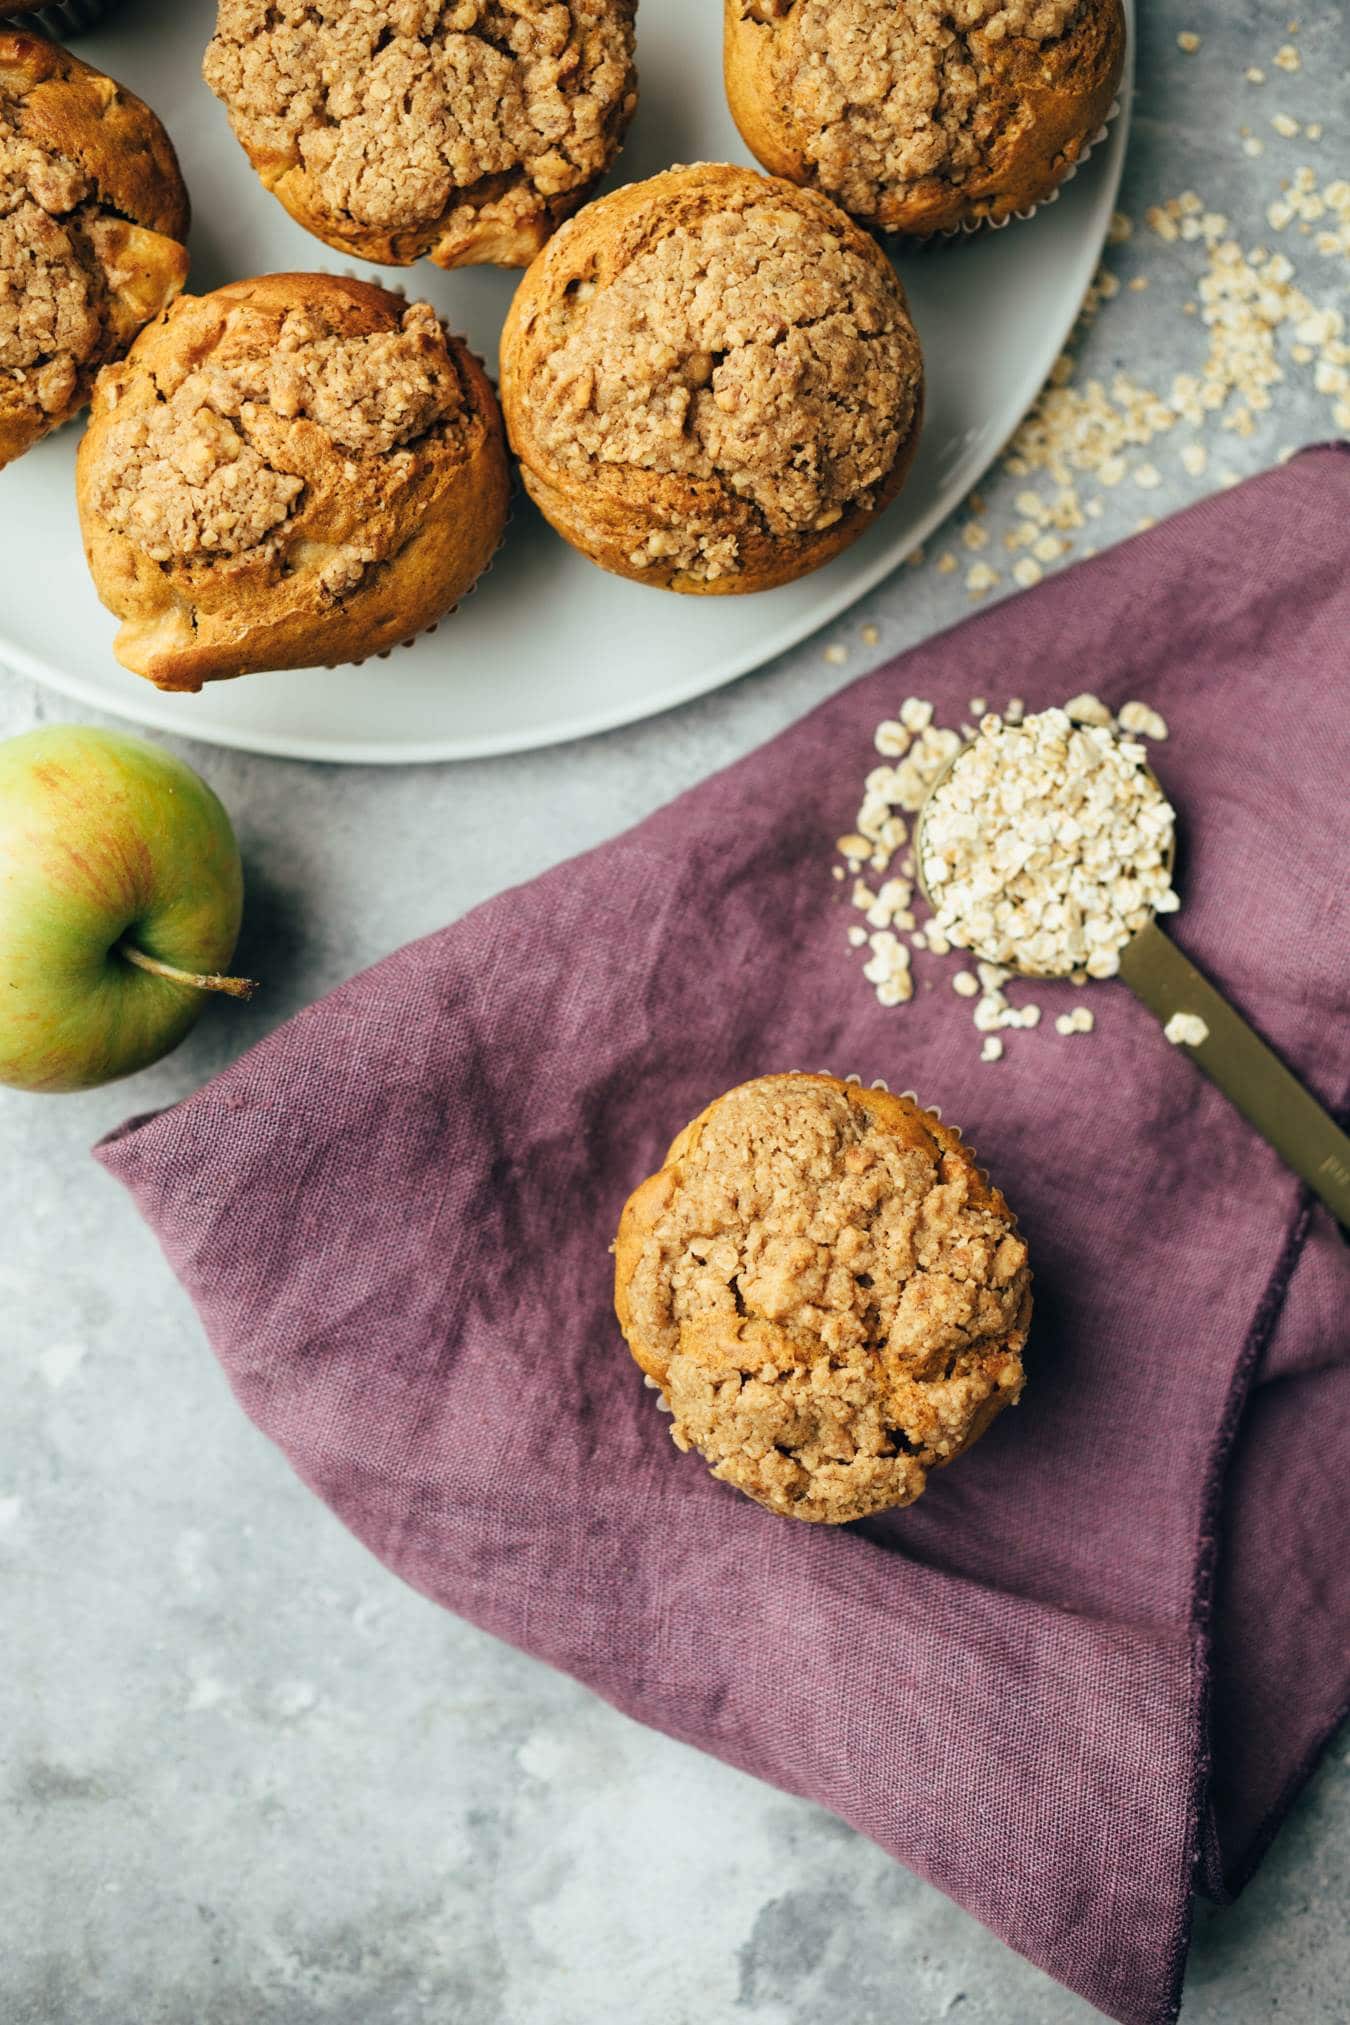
[1119, 922, 1350, 1229]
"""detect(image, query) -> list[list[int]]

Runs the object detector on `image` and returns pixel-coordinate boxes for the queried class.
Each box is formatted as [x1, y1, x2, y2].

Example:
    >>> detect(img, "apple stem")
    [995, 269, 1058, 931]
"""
[117, 942, 258, 1002]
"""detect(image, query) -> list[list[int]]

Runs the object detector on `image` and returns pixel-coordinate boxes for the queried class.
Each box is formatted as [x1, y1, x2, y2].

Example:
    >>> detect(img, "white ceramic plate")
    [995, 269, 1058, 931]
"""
[0, 0, 1132, 763]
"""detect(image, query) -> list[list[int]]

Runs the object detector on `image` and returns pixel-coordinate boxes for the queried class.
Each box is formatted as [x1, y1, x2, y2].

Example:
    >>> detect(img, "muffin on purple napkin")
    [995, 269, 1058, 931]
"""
[615, 1072, 1032, 1522]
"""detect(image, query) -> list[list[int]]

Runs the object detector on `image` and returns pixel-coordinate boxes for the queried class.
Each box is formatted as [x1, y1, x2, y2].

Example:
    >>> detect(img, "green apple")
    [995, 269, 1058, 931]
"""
[0, 725, 256, 1093]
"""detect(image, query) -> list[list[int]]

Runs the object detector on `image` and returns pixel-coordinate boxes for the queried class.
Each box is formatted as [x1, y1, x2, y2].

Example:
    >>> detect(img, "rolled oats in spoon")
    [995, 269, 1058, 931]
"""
[918, 707, 1179, 982]
[915, 709, 1350, 1228]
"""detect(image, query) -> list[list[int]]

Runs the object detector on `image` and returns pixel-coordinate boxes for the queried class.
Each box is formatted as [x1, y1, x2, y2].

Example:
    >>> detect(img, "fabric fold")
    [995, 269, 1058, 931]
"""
[97, 447, 1350, 2025]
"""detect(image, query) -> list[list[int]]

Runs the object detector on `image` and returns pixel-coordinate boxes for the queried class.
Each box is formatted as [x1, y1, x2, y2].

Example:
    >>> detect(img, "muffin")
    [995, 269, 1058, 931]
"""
[0, 30, 188, 470]
[76, 273, 510, 690]
[0, 4, 116, 34]
[614, 1074, 1031, 1523]
[499, 163, 924, 595]
[724, 0, 1126, 238]
[203, 0, 639, 270]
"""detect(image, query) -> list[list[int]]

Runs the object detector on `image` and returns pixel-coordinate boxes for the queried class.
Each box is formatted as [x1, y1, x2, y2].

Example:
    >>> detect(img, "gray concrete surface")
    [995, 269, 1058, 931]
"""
[3, 3, 1347, 2020]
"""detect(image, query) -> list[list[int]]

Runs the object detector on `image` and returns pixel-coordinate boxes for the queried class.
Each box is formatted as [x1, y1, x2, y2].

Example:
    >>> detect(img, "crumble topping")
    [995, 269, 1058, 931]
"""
[529, 195, 921, 562]
[204, 0, 637, 234]
[623, 1076, 1029, 1522]
[747, 0, 1085, 217]
[87, 298, 466, 564]
[0, 122, 106, 420]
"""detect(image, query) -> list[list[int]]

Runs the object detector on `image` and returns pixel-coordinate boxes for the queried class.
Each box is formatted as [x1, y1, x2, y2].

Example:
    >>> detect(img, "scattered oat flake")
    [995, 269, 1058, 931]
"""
[824, 644, 848, 667]
[1176, 30, 1200, 51]
[1064, 692, 1112, 726]
[966, 562, 999, 595]
[1118, 700, 1169, 739]
[1246, 66, 1266, 83]
[1271, 113, 1300, 138]
[952, 971, 980, 998]
[1055, 1007, 1096, 1037]
[1164, 1011, 1210, 1047]
[1274, 44, 1300, 71]
[861, 623, 881, 648]
[936, 552, 958, 575]
[1181, 442, 1208, 476]
[980, 1038, 1005, 1063]
[1244, 136, 1266, 157]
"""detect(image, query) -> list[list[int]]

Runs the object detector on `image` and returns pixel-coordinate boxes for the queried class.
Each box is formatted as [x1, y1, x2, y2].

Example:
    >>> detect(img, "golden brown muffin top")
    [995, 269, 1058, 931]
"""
[737, 0, 1103, 224]
[0, 33, 188, 443]
[84, 287, 468, 576]
[521, 169, 922, 582]
[204, 0, 636, 241]
[616, 1074, 1031, 1523]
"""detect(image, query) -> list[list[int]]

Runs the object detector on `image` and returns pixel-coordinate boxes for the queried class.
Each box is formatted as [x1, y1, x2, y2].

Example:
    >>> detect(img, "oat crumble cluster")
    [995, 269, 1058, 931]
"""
[204, 0, 636, 252]
[0, 125, 106, 414]
[0, 69, 186, 461]
[87, 300, 463, 567]
[920, 707, 1178, 978]
[529, 198, 921, 578]
[616, 1075, 1031, 1523]
[764, 0, 1082, 220]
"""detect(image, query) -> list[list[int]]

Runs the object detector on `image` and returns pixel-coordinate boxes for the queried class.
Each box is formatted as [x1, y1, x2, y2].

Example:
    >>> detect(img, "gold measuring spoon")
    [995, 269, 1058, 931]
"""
[915, 744, 1350, 1228]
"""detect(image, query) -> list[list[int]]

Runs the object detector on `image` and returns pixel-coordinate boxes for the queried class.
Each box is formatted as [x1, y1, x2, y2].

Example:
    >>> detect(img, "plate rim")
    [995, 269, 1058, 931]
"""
[6, 20, 1134, 766]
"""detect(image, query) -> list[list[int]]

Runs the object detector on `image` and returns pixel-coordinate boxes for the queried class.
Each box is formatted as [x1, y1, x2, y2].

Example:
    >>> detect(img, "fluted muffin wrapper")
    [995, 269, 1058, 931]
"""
[640, 1072, 971, 1418]
[13, 0, 115, 35]
[899, 95, 1124, 250]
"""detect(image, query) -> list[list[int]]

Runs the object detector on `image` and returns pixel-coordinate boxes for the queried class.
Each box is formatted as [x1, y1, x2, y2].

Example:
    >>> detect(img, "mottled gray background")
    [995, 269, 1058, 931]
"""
[3, 2, 1347, 2020]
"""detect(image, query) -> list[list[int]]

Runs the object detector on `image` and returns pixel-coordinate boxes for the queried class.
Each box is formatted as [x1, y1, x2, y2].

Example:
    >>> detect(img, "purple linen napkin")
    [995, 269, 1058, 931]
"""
[97, 447, 1350, 2025]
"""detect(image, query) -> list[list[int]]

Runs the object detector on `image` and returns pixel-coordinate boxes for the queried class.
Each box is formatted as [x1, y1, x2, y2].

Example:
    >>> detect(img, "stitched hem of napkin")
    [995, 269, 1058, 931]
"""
[1167, 1082, 1350, 2020]
[1163, 1193, 1313, 2020]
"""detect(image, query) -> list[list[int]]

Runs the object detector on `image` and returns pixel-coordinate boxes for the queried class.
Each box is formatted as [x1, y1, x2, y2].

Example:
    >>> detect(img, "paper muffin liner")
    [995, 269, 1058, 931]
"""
[14, 0, 115, 34]
[314, 267, 513, 665]
[639, 1071, 977, 1420]
[897, 95, 1123, 250]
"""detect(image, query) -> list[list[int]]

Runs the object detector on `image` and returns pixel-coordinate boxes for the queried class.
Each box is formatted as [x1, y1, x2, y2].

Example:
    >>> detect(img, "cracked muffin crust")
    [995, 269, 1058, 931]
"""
[0, 31, 188, 469]
[499, 163, 924, 595]
[76, 273, 510, 690]
[203, 0, 639, 271]
[614, 1074, 1032, 1523]
[724, 0, 1125, 238]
